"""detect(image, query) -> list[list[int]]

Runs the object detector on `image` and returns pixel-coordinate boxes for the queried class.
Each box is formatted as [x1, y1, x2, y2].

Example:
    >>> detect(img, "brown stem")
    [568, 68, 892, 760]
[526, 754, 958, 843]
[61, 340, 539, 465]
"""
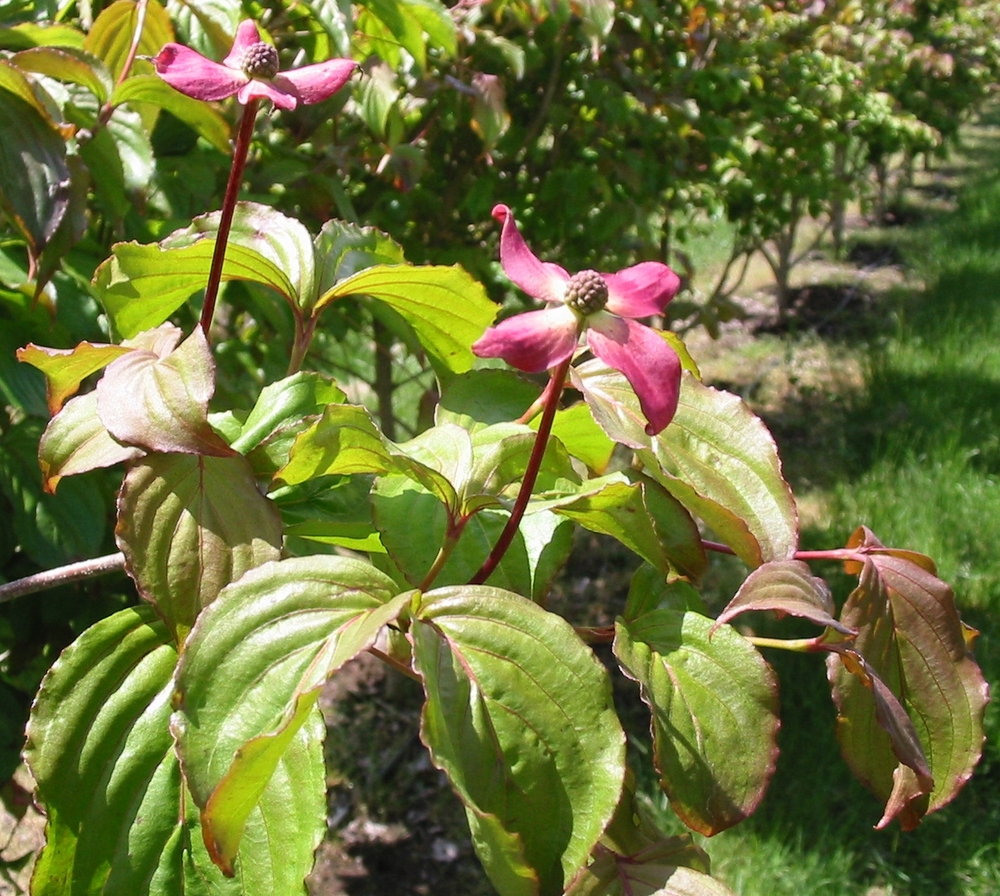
[368, 646, 421, 682]
[288, 314, 316, 375]
[0, 552, 126, 604]
[200, 98, 260, 337]
[469, 355, 571, 585]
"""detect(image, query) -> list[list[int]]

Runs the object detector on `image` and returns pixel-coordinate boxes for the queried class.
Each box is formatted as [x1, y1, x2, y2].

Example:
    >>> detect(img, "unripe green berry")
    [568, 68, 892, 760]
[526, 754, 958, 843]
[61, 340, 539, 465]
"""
[564, 269, 609, 315]
[240, 42, 279, 80]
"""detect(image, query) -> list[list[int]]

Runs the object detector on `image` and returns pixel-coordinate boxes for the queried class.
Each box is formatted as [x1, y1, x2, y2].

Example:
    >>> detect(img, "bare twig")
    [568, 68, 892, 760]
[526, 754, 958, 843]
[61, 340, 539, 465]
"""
[0, 552, 127, 605]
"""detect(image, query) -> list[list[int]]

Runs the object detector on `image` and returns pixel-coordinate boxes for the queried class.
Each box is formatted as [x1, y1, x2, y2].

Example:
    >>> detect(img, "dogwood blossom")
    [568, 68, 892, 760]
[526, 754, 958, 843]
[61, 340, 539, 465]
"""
[153, 20, 357, 111]
[474, 204, 683, 435]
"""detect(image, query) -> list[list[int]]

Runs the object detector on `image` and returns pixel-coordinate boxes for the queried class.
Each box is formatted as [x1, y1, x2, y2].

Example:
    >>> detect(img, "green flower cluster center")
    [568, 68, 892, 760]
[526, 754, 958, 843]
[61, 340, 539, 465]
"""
[240, 42, 280, 80]
[564, 269, 609, 316]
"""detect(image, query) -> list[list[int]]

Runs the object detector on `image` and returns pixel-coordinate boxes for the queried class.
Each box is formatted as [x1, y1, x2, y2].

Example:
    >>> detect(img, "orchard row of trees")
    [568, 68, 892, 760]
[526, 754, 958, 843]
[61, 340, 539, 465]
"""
[4, 1, 1000, 410]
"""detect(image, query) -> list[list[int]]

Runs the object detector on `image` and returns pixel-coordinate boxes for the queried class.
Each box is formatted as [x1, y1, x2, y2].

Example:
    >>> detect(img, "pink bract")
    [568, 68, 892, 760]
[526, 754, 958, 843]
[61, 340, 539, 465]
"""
[473, 204, 683, 435]
[153, 19, 357, 111]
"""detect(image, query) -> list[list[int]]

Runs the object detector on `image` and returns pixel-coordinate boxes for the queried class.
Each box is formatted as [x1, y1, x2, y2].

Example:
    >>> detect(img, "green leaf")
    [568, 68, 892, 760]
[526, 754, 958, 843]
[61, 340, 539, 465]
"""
[0, 23, 87, 51]
[0, 325, 47, 416]
[33, 153, 90, 293]
[17, 340, 131, 414]
[0, 419, 107, 566]
[300, 0, 352, 57]
[437, 369, 540, 433]
[38, 391, 143, 493]
[827, 528, 989, 830]
[25, 604, 324, 895]
[25, 605, 186, 895]
[316, 264, 497, 373]
[164, 202, 316, 304]
[173, 556, 406, 872]
[312, 218, 405, 303]
[116, 453, 283, 642]
[278, 404, 457, 506]
[353, 61, 397, 139]
[95, 203, 311, 337]
[574, 365, 798, 567]
[12, 45, 112, 104]
[358, 0, 427, 70]
[373, 473, 574, 597]
[278, 403, 396, 474]
[614, 609, 779, 835]
[96, 324, 233, 456]
[624, 565, 709, 621]
[412, 586, 626, 896]
[542, 402, 616, 473]
[230, 371, 346, 458]
[77, 115, 128, 218]
[0, 84, 69, 259]
[166, 0, 238, 58]
[400, 0, 457, 55]
[0, 57, 59, 120]
[553, 476, 707, 581]
[106, 104, 155, 194]
[401, 421, 570, 515]
[112, 74, 231, 152]
[83, 0, 174, 83]
[463, 423, 539, 508]
[274, 475, 383, 553]
[715, 559, 854, 635]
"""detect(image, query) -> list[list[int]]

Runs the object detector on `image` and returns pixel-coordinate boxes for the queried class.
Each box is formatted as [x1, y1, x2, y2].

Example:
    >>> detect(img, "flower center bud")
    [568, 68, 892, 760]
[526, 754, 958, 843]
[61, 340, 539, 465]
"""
[564, 270, 609, 316]
[240, 42, 280, 80]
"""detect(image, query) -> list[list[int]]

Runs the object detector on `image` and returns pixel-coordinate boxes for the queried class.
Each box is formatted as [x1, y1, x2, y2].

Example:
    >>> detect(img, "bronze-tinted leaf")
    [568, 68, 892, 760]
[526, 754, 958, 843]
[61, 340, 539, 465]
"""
[827, 538, 988, 829]
[96, 324, 233, 456]
[715, 559, 854, 636]
[116, 453, 283, 642]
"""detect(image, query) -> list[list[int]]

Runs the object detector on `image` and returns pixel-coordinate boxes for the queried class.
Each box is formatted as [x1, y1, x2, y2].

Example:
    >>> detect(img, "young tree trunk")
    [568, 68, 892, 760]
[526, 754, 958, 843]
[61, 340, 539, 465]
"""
[373, 316, 397, 442]
[831, 141, 847, 259]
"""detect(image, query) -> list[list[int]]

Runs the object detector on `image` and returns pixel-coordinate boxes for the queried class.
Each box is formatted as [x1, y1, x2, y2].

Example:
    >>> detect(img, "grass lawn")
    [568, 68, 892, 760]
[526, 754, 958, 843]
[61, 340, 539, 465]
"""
[659, 110, 1000, 896]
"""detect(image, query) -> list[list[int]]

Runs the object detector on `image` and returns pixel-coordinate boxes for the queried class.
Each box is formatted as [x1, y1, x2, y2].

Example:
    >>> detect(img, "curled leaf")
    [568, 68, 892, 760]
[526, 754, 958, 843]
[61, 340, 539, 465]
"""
[715, 559, 854, 636]
[827, 540, 988, 829]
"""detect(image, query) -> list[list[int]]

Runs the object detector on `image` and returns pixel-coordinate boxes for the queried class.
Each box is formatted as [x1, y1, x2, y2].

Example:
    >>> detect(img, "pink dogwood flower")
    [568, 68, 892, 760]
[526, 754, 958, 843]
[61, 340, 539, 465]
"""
[474, 204, 683, 435]
[152, 20, 357, 111]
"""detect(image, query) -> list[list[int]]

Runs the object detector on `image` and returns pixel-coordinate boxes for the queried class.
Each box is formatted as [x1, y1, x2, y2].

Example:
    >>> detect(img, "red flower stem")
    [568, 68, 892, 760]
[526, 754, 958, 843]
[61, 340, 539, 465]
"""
[470, 355, 572, 585]
[200, 98, 260, 338]
[368, 646, 421, 681]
